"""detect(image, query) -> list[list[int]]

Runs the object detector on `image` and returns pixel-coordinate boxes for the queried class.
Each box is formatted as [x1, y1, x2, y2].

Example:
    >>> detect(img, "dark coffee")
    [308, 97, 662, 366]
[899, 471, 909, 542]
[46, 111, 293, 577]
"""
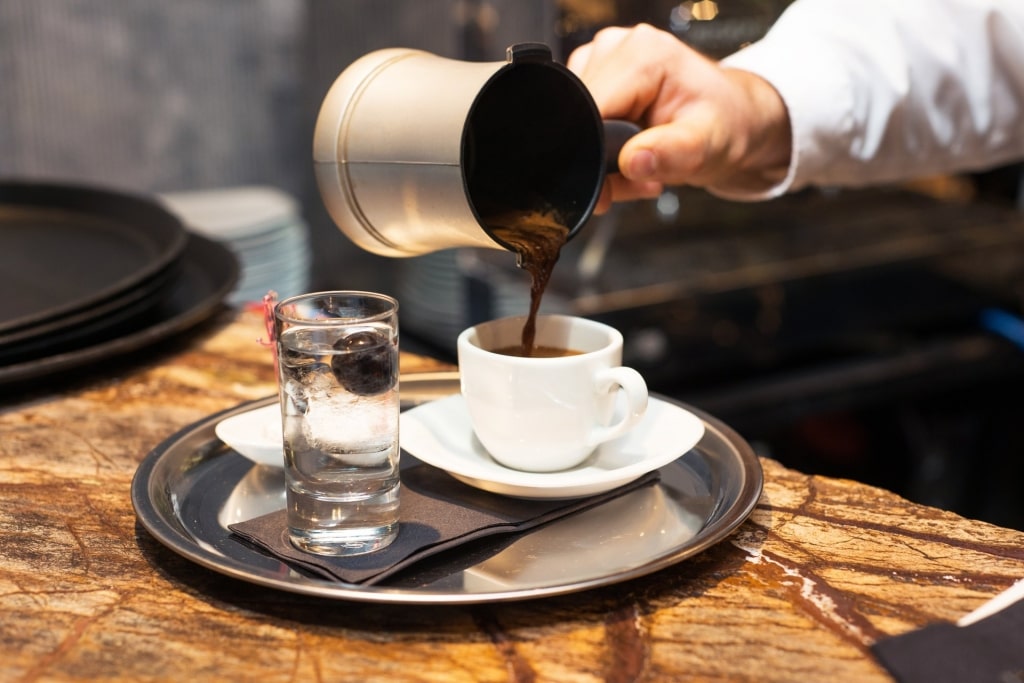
[486, 209, 570, 356]
[491, 345, 583, 358]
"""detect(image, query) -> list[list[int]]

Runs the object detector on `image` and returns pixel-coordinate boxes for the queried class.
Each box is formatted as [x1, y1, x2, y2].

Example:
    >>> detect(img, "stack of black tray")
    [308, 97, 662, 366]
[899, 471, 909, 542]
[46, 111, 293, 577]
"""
[0, 180, 239, 388]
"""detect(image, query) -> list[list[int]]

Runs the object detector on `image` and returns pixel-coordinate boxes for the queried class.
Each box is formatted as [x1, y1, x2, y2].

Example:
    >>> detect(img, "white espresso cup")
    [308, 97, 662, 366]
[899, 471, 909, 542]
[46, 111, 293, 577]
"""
[457, 314, 649, 472]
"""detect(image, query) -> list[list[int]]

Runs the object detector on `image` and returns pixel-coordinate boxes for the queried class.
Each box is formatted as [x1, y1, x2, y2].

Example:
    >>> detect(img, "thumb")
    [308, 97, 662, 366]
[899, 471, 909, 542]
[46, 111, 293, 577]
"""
[618, 117, 718, 187]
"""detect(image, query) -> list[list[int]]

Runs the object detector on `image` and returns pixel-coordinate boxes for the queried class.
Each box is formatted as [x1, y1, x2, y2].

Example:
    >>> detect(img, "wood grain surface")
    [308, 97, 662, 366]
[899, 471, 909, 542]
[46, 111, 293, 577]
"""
[1, 308, 1022, 682]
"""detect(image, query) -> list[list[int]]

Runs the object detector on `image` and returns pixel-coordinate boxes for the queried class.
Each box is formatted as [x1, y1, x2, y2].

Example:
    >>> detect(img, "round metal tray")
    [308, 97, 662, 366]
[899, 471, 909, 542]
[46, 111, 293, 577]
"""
[131, 374, 762, 604]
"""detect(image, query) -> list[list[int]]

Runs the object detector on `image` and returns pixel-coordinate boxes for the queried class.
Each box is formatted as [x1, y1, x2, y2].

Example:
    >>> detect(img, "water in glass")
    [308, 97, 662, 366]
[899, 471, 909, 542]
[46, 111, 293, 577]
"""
[277, 321, 399, 555]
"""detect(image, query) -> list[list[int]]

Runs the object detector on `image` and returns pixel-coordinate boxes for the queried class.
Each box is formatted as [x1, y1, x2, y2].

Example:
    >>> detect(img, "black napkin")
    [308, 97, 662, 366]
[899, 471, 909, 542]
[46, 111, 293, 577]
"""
[871, 593, 1024, 683]
[229, 462, 659, 586]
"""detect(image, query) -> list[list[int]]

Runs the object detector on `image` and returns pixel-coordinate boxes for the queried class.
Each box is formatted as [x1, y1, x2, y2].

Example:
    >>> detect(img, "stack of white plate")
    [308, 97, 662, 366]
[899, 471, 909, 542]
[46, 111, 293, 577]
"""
[159, 186, 311, 305]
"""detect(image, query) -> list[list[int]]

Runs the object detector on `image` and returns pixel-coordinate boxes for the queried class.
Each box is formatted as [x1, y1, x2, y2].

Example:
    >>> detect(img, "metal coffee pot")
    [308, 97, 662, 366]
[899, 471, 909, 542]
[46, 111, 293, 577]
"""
[313, 43, 636, 257]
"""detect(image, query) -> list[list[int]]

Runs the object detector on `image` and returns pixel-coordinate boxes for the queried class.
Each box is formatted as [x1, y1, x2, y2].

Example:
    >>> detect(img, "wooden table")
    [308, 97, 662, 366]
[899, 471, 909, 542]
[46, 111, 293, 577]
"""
[2, 308, 1022, 682]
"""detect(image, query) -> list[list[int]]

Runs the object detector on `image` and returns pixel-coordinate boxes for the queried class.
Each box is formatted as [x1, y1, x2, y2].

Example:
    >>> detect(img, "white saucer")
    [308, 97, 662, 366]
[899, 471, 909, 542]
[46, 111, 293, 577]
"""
[399, 394, 705, 499]
[214, 403, 283, 467]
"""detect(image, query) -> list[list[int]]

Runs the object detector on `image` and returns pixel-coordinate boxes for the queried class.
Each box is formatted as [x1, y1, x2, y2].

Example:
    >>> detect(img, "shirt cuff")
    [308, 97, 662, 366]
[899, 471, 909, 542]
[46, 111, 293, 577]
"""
[717, 36, 856, 201]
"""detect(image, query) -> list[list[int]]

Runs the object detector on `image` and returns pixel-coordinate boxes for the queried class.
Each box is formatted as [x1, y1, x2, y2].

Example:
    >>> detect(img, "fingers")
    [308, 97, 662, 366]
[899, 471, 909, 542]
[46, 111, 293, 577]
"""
[608, 174, 663, 203]
[566, 26, 633, 76]
[571, 25, 676, 214]
[565, 41, 592, 75]
[570, 24, 729, 173]
[568, 24, 673, 121]
[570, 23, 791, 202]
[620, 114, 718, 186]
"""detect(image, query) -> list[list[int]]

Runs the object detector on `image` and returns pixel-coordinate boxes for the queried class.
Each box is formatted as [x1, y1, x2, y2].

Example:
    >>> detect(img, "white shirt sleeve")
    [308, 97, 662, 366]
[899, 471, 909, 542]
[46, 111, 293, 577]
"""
[717, 0, 1024, 200]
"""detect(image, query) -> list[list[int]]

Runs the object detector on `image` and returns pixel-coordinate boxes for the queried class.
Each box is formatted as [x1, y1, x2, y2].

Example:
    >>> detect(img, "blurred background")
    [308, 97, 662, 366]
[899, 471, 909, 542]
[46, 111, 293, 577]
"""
[3, 0, 1024, 530]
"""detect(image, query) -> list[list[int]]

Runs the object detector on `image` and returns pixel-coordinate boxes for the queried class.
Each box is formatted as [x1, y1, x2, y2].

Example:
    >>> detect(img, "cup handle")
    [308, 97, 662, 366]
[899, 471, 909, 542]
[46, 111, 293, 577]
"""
[588, 366, 649, 447]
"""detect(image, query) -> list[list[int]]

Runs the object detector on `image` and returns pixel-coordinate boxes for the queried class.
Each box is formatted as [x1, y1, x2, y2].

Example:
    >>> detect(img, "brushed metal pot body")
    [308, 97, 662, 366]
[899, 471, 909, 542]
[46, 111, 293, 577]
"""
[313, 43, 608, 257]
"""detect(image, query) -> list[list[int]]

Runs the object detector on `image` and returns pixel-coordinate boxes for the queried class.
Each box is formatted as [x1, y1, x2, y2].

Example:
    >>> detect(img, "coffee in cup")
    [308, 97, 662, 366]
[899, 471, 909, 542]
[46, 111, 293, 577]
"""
[489, 344, 582, 358]
[457, 314, 648, 472]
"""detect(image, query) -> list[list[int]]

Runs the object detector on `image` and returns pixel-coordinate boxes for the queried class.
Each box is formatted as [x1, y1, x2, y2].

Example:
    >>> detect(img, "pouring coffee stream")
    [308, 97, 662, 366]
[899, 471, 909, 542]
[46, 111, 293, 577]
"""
[485, 209, 570, 355]
[313, 43, 638, 355]
[482, 117, 641, 355]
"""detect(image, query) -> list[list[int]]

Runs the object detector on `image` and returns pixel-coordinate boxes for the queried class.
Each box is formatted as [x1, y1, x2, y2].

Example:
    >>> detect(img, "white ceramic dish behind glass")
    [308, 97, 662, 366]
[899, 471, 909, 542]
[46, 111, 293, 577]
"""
[214, 403, 283, 468]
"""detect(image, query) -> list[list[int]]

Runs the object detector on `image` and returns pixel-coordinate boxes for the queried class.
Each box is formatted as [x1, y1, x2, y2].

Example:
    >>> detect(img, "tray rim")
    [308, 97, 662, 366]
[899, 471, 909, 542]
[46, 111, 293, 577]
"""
[131, 378, 763, 604]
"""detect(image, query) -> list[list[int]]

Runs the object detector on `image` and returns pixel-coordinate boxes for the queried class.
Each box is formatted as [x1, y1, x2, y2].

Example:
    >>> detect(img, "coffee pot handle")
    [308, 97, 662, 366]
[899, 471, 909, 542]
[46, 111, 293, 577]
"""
[603, 120, 642, 175]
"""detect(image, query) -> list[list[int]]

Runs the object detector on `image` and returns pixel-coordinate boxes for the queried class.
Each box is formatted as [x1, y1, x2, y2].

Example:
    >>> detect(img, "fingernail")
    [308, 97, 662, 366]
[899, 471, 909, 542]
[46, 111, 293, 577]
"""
[629, 150, 657, 179]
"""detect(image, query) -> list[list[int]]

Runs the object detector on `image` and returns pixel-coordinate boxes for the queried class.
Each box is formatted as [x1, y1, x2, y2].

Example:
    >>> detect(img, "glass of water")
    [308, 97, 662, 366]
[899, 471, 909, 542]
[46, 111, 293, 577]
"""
[273, 291, 400, 556]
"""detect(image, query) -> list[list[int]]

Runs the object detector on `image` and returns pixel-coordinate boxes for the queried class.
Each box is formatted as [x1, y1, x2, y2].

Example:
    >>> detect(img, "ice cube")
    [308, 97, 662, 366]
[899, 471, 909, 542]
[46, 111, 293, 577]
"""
[282, 378, 310, 414]
[301, 362, 337, 395]
[302, 394, 397, 466]
[282, 361, 336, 411]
